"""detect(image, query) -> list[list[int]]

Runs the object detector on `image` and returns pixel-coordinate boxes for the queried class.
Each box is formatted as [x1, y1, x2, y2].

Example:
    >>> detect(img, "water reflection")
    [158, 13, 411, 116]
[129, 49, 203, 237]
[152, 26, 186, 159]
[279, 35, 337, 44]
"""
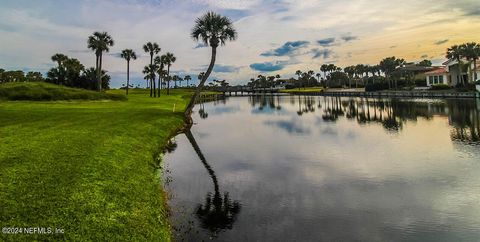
[247, 95, 480, 142]
[184, 130, 242, 237]
[166, 95, 480, 241]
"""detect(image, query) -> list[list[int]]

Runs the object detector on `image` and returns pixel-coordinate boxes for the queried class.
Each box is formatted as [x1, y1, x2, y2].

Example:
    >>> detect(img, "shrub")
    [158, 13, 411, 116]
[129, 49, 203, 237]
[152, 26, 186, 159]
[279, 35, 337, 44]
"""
[365, 82, 389, 92]
[415, 79, 427, 87]
[429, 84, 451, 90]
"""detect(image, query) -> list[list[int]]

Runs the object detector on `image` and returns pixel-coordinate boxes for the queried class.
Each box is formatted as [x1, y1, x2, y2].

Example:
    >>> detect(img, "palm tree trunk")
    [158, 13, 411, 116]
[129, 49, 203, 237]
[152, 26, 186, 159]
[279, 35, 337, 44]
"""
[474, 59, 478, 83]
[153, 76, 156, 97]
[157, 75, 161, 97]
[457, 58, 464, 86]
[98, 53, 103, 91]
[185, 130, 219, 193]
[184, 46, 217, 121]
[126, 61, 130, 95]
[167, 66, 171, 95]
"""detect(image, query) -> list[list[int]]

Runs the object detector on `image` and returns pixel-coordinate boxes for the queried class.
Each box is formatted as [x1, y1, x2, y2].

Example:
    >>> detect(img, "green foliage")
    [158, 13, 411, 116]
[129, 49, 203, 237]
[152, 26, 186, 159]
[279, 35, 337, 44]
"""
[417, 59, 432, 67]
[430, 84, 451, 90]
[0, 89, 191, 241]
[0, 82, 125, 101]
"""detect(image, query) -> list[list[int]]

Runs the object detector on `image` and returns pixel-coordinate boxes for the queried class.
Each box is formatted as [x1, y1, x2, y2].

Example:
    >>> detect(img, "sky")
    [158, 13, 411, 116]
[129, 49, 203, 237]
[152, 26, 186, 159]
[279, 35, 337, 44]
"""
[1, 0, 479, 87]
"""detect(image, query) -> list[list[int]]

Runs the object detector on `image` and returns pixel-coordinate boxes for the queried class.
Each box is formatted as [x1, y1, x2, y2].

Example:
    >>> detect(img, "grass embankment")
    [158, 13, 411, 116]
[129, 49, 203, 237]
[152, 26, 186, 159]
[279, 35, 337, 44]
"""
[0, 86, 191, 241]
[279, 87, 324, 93]
[0, 82, 126, 101]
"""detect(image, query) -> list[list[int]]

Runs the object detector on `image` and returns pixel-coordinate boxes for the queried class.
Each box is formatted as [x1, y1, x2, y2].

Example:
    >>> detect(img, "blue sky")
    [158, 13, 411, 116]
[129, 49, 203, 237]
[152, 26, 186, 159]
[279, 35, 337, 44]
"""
[1, 0, 479, 87]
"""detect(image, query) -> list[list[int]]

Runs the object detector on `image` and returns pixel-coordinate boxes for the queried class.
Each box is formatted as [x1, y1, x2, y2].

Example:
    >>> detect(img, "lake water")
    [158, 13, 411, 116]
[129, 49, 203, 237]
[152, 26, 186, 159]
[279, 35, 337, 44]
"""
[163, 95, 480, 242]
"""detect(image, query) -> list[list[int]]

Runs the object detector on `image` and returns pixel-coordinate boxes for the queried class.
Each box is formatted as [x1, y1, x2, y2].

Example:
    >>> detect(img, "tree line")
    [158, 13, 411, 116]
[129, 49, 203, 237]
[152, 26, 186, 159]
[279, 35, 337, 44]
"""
[243, 42, 479, 91]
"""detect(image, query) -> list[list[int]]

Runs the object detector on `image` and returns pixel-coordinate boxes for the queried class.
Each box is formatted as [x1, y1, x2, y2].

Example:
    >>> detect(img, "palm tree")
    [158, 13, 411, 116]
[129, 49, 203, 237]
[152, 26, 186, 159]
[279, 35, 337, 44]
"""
[446, 45, 464, 86]
[154, 55, 166, 97]
[185, 130, 241, 235]
[184, 75, 192, 87]
[295, 70, 302, 89]
[161, 52, 176, 95]
[460, 42, 480, 83]
[143, 64, 157, 93]
[143, 42, 161, 97]
[87, 31, 114, 91]
[184, 12, 237, 121]
[120, 49, 137, 95]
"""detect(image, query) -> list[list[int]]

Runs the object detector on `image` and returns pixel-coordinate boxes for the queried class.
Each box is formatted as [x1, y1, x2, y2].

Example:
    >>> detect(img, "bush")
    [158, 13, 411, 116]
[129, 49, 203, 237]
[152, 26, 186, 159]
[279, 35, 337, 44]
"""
[415, 79, 427, 87]
[365, 82, 389, 92]
[429, 84, 451, 90]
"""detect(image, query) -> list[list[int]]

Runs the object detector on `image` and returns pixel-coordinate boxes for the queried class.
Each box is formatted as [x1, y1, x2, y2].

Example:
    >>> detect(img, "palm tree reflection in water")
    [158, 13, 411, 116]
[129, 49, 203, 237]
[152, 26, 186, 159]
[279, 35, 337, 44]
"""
[184, 130, 241, 237]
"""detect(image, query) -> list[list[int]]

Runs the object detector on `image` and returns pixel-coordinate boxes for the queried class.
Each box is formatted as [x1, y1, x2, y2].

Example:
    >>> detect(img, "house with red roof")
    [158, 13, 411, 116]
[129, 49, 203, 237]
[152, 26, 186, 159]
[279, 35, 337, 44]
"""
[425, 59, 480, 87]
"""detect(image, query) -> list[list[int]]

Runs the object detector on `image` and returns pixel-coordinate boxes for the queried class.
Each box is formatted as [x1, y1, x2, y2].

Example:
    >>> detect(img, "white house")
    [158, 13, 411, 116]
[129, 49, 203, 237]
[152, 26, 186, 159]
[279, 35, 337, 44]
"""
[424, 67, 449, 87]
[425, 60, 480, 87]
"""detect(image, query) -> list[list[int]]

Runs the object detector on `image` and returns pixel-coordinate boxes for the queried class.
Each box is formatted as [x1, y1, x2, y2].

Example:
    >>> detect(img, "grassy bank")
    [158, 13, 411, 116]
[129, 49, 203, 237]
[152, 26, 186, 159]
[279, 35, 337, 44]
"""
[0, 87, 191, 241]
[279, 87, 324, 93]
[0, 82, 126, 101]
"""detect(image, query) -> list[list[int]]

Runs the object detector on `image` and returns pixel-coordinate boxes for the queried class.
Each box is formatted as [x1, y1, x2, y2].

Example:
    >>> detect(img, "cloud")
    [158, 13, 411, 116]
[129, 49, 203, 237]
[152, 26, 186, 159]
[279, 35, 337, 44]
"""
[341, 34, 358, 42]
[194, 43, 208, 49]
[317, 38, 336, 47]
[260, 41, 310, 57]
[213, 64, 240, 73]
[434, 39, 449, 45]
[249, 61, 287, 72]
[420, 54, 428, 59]
[311, 48, 333, 59]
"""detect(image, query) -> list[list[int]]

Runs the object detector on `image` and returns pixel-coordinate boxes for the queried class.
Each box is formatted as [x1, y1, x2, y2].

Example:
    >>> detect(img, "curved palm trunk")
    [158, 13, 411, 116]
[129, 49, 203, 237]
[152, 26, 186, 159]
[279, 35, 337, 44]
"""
[184, 46, 217, 121]
[126, 60, 130, 95]
[185, 130, 219, 194]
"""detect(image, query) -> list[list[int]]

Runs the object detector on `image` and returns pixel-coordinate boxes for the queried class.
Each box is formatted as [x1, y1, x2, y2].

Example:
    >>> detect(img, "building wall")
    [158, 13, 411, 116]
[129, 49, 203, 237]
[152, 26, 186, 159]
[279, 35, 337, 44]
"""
[425, 74, 448, 87]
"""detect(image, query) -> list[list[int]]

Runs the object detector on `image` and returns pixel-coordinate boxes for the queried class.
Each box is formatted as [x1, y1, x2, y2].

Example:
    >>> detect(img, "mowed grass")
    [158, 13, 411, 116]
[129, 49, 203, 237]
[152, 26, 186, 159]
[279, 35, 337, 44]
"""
[279, 87, 324, 93]
[0, 82, 126, 101]
[0, 87, 191, 241]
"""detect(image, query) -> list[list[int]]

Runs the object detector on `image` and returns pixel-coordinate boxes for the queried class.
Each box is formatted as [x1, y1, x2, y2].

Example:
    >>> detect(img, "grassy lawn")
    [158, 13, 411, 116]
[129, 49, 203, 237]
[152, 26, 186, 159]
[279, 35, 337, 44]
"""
[0, 82, 126, 101]
[279, 87, 324, 93]
[0, 87, 191, 241]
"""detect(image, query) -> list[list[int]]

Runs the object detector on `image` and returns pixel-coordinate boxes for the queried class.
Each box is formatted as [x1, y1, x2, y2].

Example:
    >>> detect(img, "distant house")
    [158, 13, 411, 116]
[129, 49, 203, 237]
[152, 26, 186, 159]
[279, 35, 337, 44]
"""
[424, 67, 449, 87]
[426, 60, 480, 87]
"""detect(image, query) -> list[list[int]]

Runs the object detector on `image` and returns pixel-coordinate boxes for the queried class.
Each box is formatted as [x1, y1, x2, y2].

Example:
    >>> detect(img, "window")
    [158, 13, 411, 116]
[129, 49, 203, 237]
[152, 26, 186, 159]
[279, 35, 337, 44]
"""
[429, 76, 434, 84]
[434, 76, 438, 84]
[439, 75, 444, 84]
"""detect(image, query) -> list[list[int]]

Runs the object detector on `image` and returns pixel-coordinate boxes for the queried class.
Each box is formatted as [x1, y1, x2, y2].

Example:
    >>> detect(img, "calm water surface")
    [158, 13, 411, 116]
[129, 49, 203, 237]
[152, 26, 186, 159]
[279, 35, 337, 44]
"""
[163, 95, 480, 242]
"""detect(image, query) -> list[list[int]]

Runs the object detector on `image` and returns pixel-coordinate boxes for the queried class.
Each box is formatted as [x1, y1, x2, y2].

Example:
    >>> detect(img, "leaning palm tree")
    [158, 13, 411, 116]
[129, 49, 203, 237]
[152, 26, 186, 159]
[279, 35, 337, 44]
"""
[184, 130, 241, 236]
[184, 75, 192, 87]
[460, 42, 480, 83]
[88, 31, 114, 91]
[447, 45, 465, 86]
[120, 49, 137, 95]
[143, 42, 161, 96]
[184, 12, 237, 121]
[162, 52, 176, 95]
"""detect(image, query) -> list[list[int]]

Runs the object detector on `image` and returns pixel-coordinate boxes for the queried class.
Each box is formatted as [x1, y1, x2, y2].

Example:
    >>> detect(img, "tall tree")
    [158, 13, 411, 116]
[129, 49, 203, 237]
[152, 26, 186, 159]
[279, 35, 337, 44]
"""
[120, 49, 137, 95]
[446, 45, 464, 86]
[143, 42, 161, 96]
[154, 55, 167, 97]
[184, 75, 192, 87]
[143, 64, 157, 93]
[184, 12, 237, 121]
[87, 31, 114, 91]
[162, 52, 176, 95]
[460, 42, 480, 83]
